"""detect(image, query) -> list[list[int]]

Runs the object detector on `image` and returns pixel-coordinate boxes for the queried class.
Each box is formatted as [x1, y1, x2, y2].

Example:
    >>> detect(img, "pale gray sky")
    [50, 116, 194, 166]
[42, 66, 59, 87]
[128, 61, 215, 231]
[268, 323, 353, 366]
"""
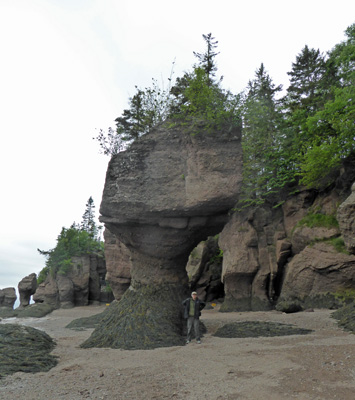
[0, 0, 354, 297]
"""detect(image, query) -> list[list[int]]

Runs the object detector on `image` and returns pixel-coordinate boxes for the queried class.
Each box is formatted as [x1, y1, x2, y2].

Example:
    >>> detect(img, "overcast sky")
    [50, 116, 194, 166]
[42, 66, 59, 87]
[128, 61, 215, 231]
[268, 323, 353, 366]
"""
[0, 0, 354, 299]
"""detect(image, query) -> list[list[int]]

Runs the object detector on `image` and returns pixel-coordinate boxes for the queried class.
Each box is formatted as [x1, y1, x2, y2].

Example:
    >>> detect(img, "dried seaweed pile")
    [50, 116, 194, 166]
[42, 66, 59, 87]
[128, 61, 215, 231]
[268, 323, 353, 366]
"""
[213, 321, 313, 338]
[0, 324, 57, 378]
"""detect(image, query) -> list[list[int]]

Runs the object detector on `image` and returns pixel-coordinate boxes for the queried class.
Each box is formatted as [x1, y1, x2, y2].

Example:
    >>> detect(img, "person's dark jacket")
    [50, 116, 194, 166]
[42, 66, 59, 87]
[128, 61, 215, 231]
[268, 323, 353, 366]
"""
[182, 297, 206, 319]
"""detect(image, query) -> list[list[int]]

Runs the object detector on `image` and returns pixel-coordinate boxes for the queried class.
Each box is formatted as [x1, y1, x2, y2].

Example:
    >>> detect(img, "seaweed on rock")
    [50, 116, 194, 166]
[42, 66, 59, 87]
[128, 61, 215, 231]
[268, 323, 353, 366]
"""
[0, 324, 57, 378]
[81, 285, 186, 350]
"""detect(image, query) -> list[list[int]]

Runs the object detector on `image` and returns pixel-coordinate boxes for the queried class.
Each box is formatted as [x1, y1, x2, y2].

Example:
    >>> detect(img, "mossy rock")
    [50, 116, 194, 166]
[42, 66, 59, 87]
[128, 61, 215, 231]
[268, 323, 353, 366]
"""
[0, 324, 57, 378]
[213, 321, 313, 338]
[0, 303, 54, 319]
[81, 285, 187, 350]
[0, 308, 17, 318]
[66, 306, 110, 330]
[332, 302, 355, 334]
[276, 293, 343, 313]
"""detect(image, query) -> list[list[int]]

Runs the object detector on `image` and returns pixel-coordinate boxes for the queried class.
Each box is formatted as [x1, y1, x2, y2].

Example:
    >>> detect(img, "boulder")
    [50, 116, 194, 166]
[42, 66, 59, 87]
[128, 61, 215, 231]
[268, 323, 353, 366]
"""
[278, 242, 355, 308]
[83, 121, 243, 349]
[0, 287, 17, 309]
[18, 273, 37, 308]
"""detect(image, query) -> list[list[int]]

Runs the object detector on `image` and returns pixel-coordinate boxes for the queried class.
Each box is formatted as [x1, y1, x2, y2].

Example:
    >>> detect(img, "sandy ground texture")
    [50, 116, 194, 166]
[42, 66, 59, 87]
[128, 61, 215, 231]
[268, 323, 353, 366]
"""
[0, 305, 355, 400]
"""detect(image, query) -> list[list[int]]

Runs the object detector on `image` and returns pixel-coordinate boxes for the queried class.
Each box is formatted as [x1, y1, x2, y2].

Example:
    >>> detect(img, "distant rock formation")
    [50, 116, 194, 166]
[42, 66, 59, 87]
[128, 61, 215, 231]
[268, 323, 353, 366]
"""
[18, 273, 37, 308]
[33, 254, 112, 308]
[0, 287, 17, 308]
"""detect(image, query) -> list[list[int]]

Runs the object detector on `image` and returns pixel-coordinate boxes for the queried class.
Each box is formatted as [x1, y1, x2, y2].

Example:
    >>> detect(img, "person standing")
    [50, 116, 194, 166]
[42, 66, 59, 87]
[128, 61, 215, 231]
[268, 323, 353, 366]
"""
[182, 291, 206, 344]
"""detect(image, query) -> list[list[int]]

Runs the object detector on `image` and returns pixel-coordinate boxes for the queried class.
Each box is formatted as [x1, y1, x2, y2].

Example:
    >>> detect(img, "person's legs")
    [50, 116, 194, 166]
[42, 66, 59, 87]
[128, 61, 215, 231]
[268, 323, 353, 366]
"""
[193, 318, 200, 341]
[187, 317, 194, 342]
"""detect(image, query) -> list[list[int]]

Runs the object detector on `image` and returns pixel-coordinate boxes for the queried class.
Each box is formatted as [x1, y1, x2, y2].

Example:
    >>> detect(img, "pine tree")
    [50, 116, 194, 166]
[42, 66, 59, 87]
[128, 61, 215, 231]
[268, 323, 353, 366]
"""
[81, 196, 97, 238]
[240, 64, 288, 206]
[193, 33, 220, 84]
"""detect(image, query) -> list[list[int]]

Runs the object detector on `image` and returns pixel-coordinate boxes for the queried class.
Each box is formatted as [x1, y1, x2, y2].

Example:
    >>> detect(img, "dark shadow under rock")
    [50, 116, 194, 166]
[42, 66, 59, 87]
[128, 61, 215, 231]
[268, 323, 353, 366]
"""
[213, 321, 313, 338]
[332, 303, 355, 334]
[0, 324, 57, 378]
[81, 285, 186, 350]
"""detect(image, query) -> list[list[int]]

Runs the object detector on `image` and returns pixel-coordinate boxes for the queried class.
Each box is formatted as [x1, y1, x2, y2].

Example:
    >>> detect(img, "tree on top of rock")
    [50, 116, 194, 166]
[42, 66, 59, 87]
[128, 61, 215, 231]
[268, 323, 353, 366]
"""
[193, 33, 220, 85]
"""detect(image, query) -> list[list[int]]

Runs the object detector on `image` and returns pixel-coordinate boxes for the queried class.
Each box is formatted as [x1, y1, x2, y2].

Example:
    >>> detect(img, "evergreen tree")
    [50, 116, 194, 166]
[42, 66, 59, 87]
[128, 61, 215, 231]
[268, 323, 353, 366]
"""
[285, 45, 327, 113]
[240, 64, 289, 206]
[298, 24, 355, 188]
[283, 45, 327, 159]
[81, 196, 97, 238]
[193, 33, 220, 84]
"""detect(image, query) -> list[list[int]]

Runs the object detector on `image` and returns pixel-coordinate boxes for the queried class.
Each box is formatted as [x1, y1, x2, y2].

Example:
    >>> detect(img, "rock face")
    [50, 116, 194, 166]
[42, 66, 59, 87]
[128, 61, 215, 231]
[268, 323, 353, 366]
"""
[103, 228, 131, 300]
[18, 273, 37, 308]
[337, 182, 355, 253]
[33, 255, 110, 308]
[0, 287, 17, 308]
[219, 176, 355, 312]
[219, 206, 285, 311]
[279, 242, 355, 304]
[83, 121, 243, 349]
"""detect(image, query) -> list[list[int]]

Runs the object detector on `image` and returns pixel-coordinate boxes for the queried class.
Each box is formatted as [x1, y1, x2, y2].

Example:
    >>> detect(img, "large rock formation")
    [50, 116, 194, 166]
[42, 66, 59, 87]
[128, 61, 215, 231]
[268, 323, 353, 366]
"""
[83, 121, 243, 349]
[18, 273, 37, 308]
[0, 287, 17, 308]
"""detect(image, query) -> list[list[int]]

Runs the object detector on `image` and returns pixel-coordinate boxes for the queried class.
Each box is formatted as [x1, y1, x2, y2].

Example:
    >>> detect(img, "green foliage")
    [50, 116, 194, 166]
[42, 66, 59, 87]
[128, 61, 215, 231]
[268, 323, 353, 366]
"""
[334, 288, 355, 303]
[326, 237, 348, 253]
[210, 248, 223, 264]
[238, 63, 292, 208]
[296, 212, 339, 229]
[174, 66, 241, 130]
[94, 34, 241, 155]
[38, 227, 104, 278]
[37, 197, 104, 280]
[37, 266, 49, 284]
